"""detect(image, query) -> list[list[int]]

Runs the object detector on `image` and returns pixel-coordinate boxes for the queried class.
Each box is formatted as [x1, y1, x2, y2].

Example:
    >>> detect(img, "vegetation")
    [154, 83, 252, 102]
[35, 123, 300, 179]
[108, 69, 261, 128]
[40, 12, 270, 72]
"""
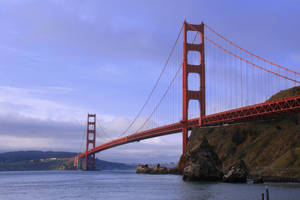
[268, 86, 300, 101]
[0, 151, 134, 171]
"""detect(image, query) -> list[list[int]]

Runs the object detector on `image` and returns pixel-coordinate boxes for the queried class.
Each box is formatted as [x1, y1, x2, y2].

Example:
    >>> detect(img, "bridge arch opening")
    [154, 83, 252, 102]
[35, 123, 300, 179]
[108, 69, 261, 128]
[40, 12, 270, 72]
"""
[88, 143, 94, 150]
[188, 73, 200, 91]
[188, 99, 200, 119]
[187, 31, 200, 44]
[187, 51, 200, 65]
[88, 124, 95, 130]
[88, 133, 95, 140]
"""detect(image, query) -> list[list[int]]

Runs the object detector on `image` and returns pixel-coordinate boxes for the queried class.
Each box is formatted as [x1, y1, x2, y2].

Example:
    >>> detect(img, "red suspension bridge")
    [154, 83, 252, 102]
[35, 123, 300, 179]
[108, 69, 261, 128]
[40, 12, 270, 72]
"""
[73, 21, 300, 170]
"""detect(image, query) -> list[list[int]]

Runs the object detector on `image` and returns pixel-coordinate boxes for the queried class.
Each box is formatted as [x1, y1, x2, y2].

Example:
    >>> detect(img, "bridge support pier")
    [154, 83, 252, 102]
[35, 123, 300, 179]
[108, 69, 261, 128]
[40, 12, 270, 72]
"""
[182, 124, 188, 153]
[79, 158, 83, 169]
[74, 157, 83, 170]
[182, 21, 206, 153]
[73, 156, 84, 170]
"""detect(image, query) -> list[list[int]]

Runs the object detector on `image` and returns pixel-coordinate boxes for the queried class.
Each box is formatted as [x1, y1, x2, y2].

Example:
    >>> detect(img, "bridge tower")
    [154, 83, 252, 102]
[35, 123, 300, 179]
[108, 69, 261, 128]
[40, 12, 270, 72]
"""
[85, 114, 96, 170]
[182, 21, 206, 153]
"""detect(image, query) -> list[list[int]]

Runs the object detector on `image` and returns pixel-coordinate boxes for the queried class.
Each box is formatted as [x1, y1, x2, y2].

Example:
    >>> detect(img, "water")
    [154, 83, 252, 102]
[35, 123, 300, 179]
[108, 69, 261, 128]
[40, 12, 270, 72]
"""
[0, 170, 300, 200]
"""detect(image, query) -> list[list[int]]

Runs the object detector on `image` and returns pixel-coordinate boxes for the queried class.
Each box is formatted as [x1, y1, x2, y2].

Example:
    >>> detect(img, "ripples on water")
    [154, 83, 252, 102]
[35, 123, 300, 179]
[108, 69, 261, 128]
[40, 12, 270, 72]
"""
[0, 170, 299, 200]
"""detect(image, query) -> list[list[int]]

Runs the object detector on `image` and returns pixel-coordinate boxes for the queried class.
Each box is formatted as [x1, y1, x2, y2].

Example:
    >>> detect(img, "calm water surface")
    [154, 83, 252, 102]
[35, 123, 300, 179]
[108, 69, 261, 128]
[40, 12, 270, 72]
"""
[0, 170, 299, 200]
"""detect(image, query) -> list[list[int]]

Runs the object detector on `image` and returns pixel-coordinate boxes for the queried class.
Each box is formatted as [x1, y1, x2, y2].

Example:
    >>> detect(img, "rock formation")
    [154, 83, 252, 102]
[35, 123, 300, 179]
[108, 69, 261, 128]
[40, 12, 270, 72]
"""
[150, 164, 168, 174]
[183, 136, 223, 181]
[136, 164, 152, 174]
[136, 164, 178, 174]
[253, 177, 264, 184]
[223, 160, 249, 183]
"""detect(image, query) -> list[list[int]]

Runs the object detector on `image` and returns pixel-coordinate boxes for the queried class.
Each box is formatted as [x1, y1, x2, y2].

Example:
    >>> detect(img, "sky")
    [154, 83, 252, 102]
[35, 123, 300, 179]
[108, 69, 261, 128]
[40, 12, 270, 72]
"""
[0, 0, 299, 163]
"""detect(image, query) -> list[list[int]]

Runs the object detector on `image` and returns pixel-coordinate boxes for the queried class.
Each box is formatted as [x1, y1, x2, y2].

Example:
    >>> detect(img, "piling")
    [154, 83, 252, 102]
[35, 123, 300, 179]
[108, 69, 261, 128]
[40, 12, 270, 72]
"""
[265, 186, 269, 200]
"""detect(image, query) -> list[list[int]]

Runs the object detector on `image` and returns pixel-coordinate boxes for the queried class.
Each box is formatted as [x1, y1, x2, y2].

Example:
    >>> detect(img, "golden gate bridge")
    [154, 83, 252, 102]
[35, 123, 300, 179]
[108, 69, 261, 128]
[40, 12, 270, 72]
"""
[71, 21, 300, 170]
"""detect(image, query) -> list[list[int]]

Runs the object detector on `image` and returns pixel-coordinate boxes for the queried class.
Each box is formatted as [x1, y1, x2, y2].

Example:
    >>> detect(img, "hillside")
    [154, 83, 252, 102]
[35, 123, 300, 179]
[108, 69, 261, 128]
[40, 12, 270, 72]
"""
[179, 86, 300, 180]
[0, 151, 135, 171]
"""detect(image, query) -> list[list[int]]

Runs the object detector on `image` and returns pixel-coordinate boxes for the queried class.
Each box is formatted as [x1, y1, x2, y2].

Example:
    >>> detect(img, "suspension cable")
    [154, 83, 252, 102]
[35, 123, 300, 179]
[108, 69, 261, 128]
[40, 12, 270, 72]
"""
[205, 36, 300, 83]
[134, 64, 182, 133]
[79, 123, 86, 152]
[96, 119, 113, 140]
[204, 23, 300, 75]
[117, 24, 183, 137]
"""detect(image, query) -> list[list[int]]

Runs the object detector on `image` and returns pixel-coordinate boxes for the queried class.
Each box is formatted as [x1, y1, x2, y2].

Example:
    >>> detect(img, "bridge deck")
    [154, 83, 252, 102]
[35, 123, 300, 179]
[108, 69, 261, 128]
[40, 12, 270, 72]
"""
[78, 95, 300, 158]
[202, 94, 300, 126]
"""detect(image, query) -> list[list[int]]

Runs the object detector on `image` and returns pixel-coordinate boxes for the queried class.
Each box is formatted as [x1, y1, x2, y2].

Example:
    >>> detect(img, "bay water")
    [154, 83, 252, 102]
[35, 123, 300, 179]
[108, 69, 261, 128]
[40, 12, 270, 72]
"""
[0, 170, 299, 200]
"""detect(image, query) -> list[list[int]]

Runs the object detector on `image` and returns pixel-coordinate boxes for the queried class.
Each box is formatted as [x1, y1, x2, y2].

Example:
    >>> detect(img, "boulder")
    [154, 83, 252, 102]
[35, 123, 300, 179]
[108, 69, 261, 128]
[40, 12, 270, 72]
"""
[136, 164, 151, 174]
[183, 136, 223, 181]
[253, 177, 264, 184]
[136, 164, 170, 174]
[150, 164, 168, 174]
[168, 168, 181, 174]
[223, 160, 249, 183]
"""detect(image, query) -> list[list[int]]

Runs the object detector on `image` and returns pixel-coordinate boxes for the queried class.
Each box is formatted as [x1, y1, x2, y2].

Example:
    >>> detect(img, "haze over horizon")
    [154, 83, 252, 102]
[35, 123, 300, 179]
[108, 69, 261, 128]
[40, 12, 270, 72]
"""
[0, 0, 300, 163]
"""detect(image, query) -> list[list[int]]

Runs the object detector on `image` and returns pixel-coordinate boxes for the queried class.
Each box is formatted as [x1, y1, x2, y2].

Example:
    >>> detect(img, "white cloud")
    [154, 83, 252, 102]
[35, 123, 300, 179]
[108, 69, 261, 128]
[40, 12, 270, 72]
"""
[0, 86, 84, 122]
[0, 85, 182, 162]
[0, 135, 62, 150]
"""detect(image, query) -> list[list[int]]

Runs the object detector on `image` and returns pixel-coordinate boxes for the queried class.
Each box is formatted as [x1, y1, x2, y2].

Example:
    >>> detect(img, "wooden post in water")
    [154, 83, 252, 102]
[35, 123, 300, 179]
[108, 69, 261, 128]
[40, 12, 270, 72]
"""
[261, 193, 264, 200]
[265, 186, 269, 200]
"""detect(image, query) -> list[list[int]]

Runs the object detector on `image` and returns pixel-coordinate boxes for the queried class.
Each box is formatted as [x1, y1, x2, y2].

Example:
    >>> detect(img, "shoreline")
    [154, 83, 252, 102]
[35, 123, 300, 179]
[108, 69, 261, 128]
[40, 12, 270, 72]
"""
[136, 164, 300, 183]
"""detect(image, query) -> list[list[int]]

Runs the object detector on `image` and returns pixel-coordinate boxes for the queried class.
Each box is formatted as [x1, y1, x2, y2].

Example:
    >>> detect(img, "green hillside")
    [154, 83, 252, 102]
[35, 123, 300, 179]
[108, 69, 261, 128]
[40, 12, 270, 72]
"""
[180, 86, 300, 180]
[0, 151, 134, 171]
[268, 86, 300, 101]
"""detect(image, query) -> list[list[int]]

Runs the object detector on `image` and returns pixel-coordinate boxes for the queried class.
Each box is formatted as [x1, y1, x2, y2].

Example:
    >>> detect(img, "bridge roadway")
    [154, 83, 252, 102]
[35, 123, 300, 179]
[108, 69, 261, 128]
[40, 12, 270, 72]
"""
[77, 94, 300, 159]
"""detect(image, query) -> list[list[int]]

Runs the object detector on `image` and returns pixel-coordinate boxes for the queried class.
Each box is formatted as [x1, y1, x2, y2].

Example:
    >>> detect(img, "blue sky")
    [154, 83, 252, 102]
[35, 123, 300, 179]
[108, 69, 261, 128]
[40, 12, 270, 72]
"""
[0, 0, 299, 163]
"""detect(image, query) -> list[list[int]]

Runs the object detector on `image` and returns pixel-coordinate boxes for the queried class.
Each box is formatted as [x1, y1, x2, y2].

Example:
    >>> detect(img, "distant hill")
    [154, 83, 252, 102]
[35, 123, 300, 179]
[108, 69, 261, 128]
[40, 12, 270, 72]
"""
[0, 151, 135, 171]
[178, 86, 300, 180]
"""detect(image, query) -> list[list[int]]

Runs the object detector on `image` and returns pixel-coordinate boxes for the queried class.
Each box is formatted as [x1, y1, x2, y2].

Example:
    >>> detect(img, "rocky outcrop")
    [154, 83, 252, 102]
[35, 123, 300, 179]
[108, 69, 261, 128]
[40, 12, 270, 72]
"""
[136, 164, 152, 174]
[253, 177, 264, 184]
[136, 164, 179, 174]
[183, 136, 223, 181]
[150, 164, 168, 174]
[223, 160, 249, 183]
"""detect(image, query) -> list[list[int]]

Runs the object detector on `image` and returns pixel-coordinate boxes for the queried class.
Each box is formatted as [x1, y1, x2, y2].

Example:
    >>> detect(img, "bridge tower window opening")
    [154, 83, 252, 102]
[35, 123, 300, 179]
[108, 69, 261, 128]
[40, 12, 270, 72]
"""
[188, 100, 200, 120]
[88, 143, 94, 149]
[187, 30, 200, 44]
[187, 51, 200, 66]
[88, 123, 95, 130]
[188, 73, 200, 91]
[88, 132, 95, 140]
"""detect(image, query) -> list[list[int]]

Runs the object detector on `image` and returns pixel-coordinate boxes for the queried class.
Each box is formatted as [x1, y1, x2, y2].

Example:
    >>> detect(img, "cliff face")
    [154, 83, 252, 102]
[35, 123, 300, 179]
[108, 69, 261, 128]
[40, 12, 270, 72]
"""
[178, 86, 300, 179]
[182, 136, 223, 181]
